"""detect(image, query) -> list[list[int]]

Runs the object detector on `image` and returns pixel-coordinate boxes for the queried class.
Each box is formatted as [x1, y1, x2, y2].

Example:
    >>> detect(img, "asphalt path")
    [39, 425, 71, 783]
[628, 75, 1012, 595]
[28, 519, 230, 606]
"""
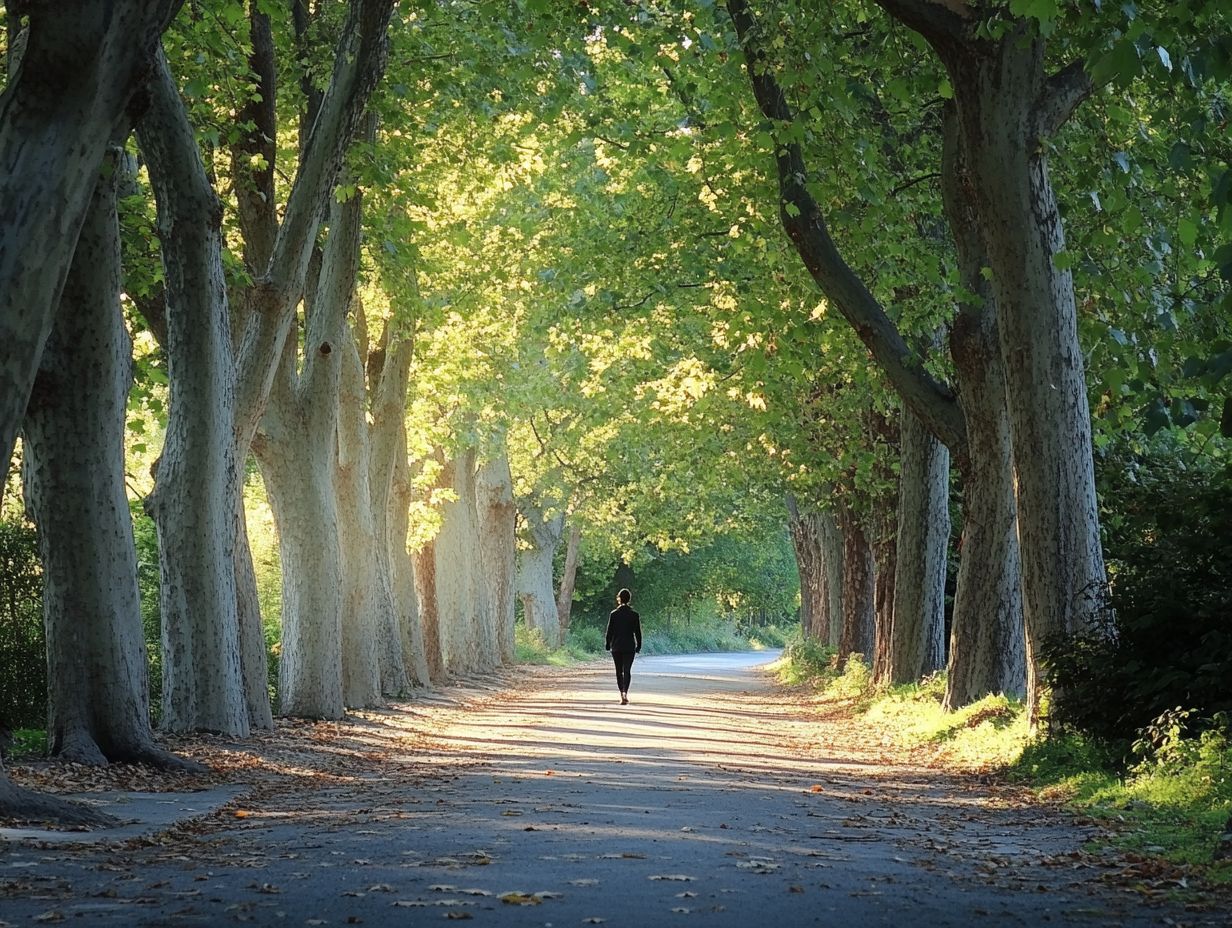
[0, 652, 1213, 926]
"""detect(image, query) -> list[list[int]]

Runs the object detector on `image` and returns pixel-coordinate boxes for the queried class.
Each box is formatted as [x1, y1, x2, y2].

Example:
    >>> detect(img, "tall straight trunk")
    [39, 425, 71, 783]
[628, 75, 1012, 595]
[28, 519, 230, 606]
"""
[786, 496, 824, 640]
[870, 413, 899, 683]
[233, 493, 275, 725]
[335, 328, 387, 707]
[818, 509, 843, 648]
[476, 455, 518, 665]
[367, 327, 415, 694]
[392, 425, 431, 686]
[412, 536, 446, 683]
[941, 100, 1027, 708]
[556, 522, 582, 639]
[137, 52, 253, 735]
[20, 147, 186, 768]
[516, 505, 565, 647]
[434, 452, 487, 675]
[0, 1, 175, 478]
[837, 503, 875, 664]
[920, 16, 1105, 721]
[871, 506, 897, 684]
[888, 407, 950, 683]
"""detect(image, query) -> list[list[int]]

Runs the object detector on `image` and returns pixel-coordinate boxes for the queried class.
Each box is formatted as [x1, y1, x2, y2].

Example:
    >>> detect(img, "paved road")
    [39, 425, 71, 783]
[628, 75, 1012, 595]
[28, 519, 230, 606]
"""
[0, 653, 1211, 926]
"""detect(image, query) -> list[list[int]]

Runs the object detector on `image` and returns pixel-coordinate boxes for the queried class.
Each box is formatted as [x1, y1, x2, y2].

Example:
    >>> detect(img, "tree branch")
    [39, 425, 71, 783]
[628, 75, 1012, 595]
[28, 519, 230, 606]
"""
[873, 0, 973, 43]
[1032, 58, 1093, 142]
[725, 0, 967, 454]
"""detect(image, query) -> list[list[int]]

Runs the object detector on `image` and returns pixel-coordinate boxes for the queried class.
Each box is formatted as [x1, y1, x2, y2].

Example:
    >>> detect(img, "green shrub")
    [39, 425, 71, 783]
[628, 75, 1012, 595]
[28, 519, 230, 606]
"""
[0, 520, 46, 730]
[1043, 459, 1232, 745]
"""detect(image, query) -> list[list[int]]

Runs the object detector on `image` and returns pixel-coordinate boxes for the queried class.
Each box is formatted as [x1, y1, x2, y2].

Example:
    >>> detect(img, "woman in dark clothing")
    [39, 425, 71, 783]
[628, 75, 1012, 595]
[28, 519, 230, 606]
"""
[605, 588, 642, 705]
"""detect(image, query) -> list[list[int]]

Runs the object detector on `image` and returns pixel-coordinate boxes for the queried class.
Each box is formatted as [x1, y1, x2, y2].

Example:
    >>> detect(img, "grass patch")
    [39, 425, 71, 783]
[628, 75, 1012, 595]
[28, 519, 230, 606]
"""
[4, 727, 47, 760]
[777, 642, 1232, 880]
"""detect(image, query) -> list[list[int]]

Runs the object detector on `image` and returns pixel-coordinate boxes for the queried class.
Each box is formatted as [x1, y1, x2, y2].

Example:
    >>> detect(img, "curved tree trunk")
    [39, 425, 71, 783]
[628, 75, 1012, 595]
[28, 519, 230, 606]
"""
[516, 505, 565, 648]
[254, 192, 362, 719]
[20, 148, 190, 769]
[476, 455, 518, 665]
[137, 51, 253, 736]
[837, 502, 875, 665]
[888, 407, 951, 683]
[0, 1, 175, 478]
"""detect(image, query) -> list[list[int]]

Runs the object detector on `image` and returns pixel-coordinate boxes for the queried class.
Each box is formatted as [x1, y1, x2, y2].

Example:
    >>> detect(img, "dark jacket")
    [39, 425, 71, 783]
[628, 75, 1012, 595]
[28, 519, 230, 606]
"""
[605, 604, 642, 653]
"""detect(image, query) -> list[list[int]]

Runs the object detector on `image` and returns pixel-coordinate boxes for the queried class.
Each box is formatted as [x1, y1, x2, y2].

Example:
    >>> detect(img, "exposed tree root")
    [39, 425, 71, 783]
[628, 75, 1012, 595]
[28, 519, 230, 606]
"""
[0, 775, 119, 830]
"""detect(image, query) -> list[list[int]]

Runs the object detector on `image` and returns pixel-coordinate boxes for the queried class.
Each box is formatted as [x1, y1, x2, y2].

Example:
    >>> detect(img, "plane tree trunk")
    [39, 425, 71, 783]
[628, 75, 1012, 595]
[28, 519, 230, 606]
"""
[21, 145, 196, 770]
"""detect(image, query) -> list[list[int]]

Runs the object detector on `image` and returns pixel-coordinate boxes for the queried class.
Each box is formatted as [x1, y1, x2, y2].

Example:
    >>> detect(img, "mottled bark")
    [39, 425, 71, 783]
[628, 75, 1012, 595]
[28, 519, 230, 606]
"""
[0, 0, 175, 479]
[412, 535, 446, 683]
[941, 101, 1027, 708]
[392, 426, 431, 686]
[837, 503, 875, 664]
[879, 5, 1104, 723]
[887, 407, 950, 684]
[367, 326, 415, 694]
[556, 522, 582, 638]
[434, 451, 488, 675]
[254, 194, 363, 719]
[138, 52, 252, 735]
[21, 147, 192, 769]
[336, 328, 387, 707]
[477, 455, 518, 665]
[516, 503, 565, 647]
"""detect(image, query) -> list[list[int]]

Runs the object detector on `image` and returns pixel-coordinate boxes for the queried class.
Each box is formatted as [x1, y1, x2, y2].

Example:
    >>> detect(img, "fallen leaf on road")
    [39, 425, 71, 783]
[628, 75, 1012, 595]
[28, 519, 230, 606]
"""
[499, 892, 541, 905]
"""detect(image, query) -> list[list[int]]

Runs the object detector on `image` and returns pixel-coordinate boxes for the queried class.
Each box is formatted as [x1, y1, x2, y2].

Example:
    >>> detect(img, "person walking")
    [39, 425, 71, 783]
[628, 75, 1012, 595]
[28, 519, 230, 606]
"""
[605, 588, 642, 705]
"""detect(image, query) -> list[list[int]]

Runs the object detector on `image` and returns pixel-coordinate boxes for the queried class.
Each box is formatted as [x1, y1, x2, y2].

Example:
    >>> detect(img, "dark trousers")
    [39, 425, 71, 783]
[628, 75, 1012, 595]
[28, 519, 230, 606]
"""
[611, 650, 635, 693]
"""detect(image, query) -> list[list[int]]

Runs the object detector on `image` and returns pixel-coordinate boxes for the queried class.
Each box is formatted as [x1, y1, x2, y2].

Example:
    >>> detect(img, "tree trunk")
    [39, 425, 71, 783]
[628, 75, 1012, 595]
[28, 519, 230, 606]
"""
[837, 503, 875, 664]
[476, 455, 518, 665]
[940, 98, 1028, 709]
[0, 1, 175, 479]
[233, 493, 275, 726]
[938, 22, 1106, 722]
[818, 509, 843, 648]
[887, 407, 950, 683]
[335, 328, 387, 707]
[786, 496, 821, 639]
[20, 146, 189, 769]
[870, 413, 900, 683]
[556, 522, 582, 639]
[433, 451, 488, 675]
[412, 536, 446, 683]
[137, 52, 253, 735]
[254, 190, 361, 718]
[367, 327, 415, 694]
[516, 505, 565, 647]
[391, 425, 432, 686]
